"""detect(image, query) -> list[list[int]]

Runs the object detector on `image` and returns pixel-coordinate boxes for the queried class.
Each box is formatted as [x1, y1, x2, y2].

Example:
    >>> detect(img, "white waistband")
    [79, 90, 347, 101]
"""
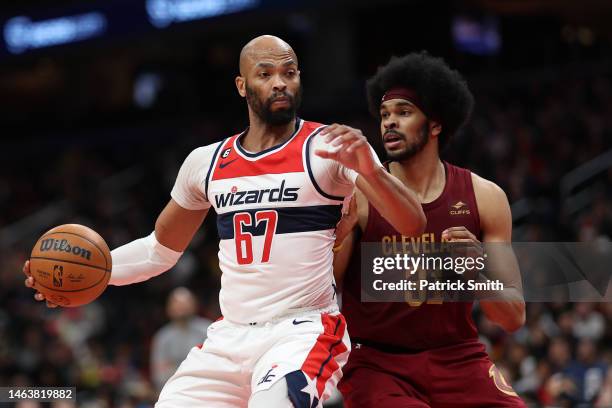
[227, 302, 339, 326]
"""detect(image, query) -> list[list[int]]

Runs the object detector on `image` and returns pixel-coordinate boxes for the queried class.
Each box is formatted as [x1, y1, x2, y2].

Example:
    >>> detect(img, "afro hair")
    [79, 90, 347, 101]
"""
[366, 51, 474, 150]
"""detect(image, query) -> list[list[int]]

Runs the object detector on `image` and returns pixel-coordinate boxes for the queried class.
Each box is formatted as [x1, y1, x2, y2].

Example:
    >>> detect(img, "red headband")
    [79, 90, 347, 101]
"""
[381, 87, 422, 106]
[381, 87, 435, 121]
[380, 86, 437, 121]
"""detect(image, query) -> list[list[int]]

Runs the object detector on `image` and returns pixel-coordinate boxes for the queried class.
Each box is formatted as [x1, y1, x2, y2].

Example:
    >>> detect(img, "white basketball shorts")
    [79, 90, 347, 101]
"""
[156, 305, 350, 407]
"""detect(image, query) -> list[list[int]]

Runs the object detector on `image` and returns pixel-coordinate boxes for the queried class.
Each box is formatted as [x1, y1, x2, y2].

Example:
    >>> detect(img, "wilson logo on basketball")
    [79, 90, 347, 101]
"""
[40, 238, 92, 260]
[450, 201, 471, 215]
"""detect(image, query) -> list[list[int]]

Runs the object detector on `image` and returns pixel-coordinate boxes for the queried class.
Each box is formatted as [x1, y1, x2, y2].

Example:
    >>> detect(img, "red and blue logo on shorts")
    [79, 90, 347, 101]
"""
[286, 370, 320, 408]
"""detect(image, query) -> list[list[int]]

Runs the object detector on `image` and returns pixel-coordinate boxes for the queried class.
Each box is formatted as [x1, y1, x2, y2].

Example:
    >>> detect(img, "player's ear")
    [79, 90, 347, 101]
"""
[235, 76, 246, 98]
[430, 121, 442, 137]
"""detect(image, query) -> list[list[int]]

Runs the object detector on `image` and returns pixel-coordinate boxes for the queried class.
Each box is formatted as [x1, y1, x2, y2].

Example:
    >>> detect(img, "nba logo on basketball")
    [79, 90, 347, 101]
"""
[53, 265, 63, 287]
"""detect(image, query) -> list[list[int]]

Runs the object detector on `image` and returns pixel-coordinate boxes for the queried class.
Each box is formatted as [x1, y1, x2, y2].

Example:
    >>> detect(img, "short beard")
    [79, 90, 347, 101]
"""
[385, 121, 430, 161]
[245, 84, 302, 126]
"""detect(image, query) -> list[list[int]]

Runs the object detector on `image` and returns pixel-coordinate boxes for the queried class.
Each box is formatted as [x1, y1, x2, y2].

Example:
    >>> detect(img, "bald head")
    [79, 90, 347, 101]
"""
[236, 35, 302, 125]
[239, 35, 298, 76]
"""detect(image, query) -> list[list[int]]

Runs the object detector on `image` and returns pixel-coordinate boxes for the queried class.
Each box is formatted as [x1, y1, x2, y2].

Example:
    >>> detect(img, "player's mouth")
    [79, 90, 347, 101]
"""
[383, 131, 404, 149]
[270, 96, 290, 108]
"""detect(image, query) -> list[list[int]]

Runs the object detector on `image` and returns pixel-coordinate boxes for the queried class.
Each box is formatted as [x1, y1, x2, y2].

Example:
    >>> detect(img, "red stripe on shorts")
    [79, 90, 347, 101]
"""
[301, 313, 348, 397]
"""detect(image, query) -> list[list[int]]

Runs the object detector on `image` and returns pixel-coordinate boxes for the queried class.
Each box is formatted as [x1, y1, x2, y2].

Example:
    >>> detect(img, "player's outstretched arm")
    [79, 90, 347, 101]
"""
[108, 200, 208, 286]
[315, 124, 426, 237]
[472, 175, 525, 332]
[23, 200, 208, 306]
[110, 143, 215, 286]
[24, 143, 216, 304]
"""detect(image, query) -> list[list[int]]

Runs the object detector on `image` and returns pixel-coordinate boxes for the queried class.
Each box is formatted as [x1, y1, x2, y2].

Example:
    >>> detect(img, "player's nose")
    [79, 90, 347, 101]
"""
[383, 116, 398, 129]
[271, 74, 287, 92]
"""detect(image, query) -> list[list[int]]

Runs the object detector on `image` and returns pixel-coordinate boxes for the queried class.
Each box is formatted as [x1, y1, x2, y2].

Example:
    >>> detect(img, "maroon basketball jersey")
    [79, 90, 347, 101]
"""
[342, 161, 482, 350]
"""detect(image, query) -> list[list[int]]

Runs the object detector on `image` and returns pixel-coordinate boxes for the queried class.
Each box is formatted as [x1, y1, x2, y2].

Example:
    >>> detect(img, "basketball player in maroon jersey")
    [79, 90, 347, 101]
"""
[333, 52, 526, 407]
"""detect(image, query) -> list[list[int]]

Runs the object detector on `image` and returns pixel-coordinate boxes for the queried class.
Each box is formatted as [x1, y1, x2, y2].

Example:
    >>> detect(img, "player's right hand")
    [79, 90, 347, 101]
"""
[23, 260, 58, 308]
[316, 124, 379, 176]
[334, 195, 358, 245]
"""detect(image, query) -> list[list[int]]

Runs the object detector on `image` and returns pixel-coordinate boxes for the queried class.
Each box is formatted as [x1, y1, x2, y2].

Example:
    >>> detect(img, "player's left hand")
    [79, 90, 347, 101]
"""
[315, 124, 378, 176]
[23, 260, 58, 308]
[442, 226, 480, 243]
[442, 226, 484, 277]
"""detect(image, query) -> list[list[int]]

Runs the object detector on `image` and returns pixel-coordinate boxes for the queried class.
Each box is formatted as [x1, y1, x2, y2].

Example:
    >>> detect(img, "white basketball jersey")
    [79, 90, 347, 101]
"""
[171, 119, 362, 324]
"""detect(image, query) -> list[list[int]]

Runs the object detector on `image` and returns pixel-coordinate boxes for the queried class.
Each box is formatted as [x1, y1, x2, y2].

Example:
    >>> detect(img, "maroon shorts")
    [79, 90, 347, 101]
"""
[338, 340, 526, 408]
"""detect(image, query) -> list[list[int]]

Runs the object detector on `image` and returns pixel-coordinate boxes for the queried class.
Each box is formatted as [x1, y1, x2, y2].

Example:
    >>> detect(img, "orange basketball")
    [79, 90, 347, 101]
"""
[29, 224, 112, 307]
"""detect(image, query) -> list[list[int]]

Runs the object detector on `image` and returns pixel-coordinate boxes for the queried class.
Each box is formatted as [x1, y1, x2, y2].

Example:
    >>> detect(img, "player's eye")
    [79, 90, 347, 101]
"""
[259, 72, 270, 78]
[380, 112, 389, 118]
[286, 70, 296, 77]
[401, 110, 412, 116]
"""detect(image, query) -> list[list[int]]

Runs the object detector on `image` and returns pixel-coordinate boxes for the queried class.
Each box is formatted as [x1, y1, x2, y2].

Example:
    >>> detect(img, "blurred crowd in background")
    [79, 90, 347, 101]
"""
[0, 0, 611, 407]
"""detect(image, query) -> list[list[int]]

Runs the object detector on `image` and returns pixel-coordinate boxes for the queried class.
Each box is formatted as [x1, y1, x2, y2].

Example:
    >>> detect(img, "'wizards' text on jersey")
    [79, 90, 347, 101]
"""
[171, 119, 363, 324]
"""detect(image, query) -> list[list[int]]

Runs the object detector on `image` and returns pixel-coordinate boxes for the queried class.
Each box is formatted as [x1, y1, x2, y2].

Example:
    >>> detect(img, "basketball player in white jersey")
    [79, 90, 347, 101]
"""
[24, 35, 426, 407]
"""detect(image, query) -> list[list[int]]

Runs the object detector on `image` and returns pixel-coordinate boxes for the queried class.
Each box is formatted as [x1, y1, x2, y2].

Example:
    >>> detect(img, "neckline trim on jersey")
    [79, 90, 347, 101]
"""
[386, 160, 450, 211]
[234, 118, 303, 160]
[420, 161, 450, 211]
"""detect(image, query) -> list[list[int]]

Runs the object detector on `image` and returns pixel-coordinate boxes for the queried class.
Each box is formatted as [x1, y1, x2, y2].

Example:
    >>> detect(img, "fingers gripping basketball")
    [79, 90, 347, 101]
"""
[29, 224, 112, 307]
